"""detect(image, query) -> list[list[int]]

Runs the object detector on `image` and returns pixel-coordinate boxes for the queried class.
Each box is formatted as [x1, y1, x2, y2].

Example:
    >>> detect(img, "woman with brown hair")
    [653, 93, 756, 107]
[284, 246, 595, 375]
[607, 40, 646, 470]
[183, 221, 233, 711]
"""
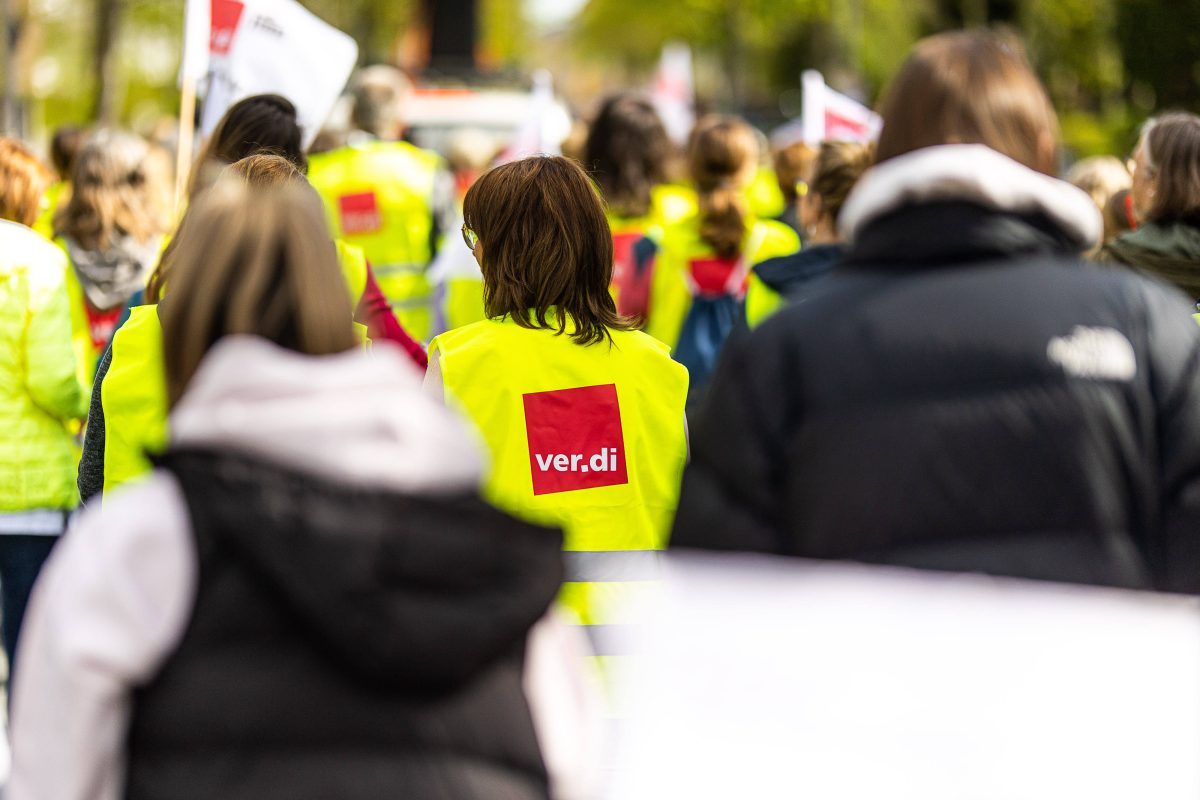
[12, 181, 593, 800]
[1097, 112, 1200, 299]
[673, 30, 1200, 595]
[584, 94, 694, 318]
[643, 114, 799, 397]
[0, 138, 87, 681]
[426, 155, 688, 655]
[54, 130, 167, 381]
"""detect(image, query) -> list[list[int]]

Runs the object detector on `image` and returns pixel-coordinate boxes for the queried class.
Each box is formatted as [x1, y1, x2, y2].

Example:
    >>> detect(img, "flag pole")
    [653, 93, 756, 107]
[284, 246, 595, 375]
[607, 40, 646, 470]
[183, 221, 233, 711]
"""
[175, 76, 197, 216]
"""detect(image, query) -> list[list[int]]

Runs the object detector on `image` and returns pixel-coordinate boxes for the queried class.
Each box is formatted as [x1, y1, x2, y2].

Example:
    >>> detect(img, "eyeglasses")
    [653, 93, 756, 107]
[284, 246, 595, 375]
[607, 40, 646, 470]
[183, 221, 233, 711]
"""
[461, 222, 479, 251]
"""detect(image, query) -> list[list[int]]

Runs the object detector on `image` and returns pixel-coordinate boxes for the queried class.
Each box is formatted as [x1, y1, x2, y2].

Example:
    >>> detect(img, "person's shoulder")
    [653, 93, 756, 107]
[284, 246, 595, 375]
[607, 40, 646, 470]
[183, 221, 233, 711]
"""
[0, 220, 68, 271]
[430, 317, 504, 354]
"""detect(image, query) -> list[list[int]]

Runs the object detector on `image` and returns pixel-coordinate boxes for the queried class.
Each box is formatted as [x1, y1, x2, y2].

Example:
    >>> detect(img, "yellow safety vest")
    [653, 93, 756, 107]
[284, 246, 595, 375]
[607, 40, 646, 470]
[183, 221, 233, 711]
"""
[33, 182, 67, 240]
[607, 185, 698, 317]
[308, 141, 442, 341]
[102, 304, 167, 493]
[645, 217, 800, 349]
[429, 315, 689, 656]
[101, 242, 370, 496]
[442, 277, 487, 333]
[743, 271, 786, 329]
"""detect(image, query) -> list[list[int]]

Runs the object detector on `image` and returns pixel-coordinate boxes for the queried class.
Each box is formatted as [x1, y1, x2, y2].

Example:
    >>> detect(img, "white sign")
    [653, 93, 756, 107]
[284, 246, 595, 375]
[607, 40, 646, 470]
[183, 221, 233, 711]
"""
[608, 554, 1200, 799]
[200, 0, 358, 149]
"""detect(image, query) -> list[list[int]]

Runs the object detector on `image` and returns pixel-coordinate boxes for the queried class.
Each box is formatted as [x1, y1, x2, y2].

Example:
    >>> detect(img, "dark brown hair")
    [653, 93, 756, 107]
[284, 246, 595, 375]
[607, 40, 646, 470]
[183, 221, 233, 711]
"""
[584, 94, 673, 219]
[810, 141, 874, 225]
[464, 155, 628, 346]
[875, 30, 1059, 175]
[188, 94, 306, 199]
[1141, 112, 1200, 225]
[0, 138, 52, 227]
[161, 183, 355, 407]
[689, 116, 757, 259]
[50, 125, 86, 180]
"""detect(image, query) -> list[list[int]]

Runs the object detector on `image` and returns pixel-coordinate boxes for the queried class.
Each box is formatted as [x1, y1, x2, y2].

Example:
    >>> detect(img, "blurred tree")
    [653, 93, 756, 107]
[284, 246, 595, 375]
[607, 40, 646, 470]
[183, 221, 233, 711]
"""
[1117, 0, 1200, 112]
[92, 0, 121, 123]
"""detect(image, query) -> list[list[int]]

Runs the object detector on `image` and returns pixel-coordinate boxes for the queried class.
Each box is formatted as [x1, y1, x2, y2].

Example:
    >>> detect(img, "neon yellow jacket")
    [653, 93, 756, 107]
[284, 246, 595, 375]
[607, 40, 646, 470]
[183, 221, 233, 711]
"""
[429, 314, 689, 635]
[308, 140, 442, 341]
[0, 221, 88, 511]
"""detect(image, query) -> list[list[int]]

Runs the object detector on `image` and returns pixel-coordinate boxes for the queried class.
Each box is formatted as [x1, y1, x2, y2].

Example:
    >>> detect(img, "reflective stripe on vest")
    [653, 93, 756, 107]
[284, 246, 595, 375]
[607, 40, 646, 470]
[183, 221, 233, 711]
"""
[564, 550, 660, 582]
[429, 315, 688, 633]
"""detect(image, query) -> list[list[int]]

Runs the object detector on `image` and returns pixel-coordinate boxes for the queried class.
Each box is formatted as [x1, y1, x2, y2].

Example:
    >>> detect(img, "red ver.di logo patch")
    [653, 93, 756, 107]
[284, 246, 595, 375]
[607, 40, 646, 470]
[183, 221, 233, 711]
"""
[523, 384, 629, 496]
[338, 191, 383, 235]
[210, 0, 246, 55]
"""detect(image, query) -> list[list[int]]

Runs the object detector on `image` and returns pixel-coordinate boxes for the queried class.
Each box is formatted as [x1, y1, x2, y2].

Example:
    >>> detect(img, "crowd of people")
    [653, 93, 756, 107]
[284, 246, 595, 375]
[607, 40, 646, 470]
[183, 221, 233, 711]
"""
[1, 25, 1200, 798]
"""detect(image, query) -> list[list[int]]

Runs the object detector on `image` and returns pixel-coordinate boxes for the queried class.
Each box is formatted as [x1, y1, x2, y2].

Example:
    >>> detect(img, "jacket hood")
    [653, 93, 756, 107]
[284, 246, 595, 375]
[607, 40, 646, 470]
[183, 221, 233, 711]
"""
[165, 338, 562, 690]
[171, 336, 484, 493]
[754, 243, 844, 295]
[1109, 220, 1200, 262]
[839, 145, 1103, 254]
[64, 234, 160, 310]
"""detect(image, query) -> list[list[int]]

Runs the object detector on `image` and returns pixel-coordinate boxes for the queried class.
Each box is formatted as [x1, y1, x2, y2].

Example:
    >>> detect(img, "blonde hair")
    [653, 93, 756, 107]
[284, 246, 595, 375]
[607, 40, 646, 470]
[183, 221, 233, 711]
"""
[773, 141, 817, 203]
[690, 116, 758, 259]
[0, 138, 53, 227]
[54, 130, 165, 250]
[160, 183, 356, 407]
[223, 153, 307, 187]
[1066, 156, 1132, 242]
[1067, 156, 1131, 211]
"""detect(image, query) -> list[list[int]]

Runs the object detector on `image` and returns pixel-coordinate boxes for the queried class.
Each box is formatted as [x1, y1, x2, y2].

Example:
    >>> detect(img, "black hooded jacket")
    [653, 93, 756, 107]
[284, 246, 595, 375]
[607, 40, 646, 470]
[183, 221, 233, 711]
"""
[671, 145, 1200, 593]
[125, 448, 563, 800]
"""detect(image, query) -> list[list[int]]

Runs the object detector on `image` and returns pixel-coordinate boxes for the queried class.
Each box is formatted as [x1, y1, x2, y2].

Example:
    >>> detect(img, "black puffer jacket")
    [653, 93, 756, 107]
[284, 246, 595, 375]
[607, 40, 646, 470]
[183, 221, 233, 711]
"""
[672, 145, 1200, 593]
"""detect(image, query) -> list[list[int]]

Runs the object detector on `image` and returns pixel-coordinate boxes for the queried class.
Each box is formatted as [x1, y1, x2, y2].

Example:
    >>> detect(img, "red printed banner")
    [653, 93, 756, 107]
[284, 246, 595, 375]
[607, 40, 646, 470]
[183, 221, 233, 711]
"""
[338, 191, 383, 235]
[210, 0, 245, 55]
[523, 384, 629, 496]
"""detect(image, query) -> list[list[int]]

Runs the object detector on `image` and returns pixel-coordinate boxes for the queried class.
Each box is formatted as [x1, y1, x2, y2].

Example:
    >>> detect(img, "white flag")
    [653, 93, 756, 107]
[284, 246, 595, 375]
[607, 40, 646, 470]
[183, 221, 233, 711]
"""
[200, 0, 358, 149]
[180, 0, 211, 83]
[650, 42, 695, 144]
[801, 69, 882, 145]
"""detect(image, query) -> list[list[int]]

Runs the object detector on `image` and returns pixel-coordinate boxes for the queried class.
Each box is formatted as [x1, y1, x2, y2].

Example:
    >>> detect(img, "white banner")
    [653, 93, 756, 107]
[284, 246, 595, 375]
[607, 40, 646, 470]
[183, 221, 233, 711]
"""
[200, 0, 358, 149]
[608, 554, 1200, 799]
[801, 69, 882, 145]
[180, 0, 211, 83]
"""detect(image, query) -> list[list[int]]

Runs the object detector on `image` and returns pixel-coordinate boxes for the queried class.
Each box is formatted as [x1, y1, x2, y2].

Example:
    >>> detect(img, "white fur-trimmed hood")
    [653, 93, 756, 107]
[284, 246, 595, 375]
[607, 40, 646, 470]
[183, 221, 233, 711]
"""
[170, 337, 485, 493]
[839, 145, 1103, 252]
